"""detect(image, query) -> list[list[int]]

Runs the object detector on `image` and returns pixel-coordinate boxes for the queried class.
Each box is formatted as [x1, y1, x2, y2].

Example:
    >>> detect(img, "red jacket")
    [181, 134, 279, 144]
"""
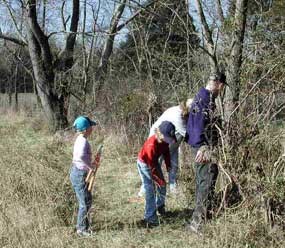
[138, 135, 171, 186]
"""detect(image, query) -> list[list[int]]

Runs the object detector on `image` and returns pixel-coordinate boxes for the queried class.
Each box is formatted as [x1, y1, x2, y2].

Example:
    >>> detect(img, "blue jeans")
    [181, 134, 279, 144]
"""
[137, 160, 166, 224]
[70, 166, 92, 231]
[138, 147, 178, 194]
[168, 147, 179, 186]
[168, 133, 183, 186]
[139, 133, 183, 192]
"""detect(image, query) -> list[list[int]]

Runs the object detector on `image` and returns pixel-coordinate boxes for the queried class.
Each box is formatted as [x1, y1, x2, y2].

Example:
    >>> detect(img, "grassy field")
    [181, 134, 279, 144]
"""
[0, 93, 39, 110]
[0, 110, 284, 248]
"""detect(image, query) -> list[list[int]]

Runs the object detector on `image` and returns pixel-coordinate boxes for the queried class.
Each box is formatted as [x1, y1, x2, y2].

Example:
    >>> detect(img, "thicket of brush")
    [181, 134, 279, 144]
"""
[0, 104, 284, 248]
[0, 0, 284, 247]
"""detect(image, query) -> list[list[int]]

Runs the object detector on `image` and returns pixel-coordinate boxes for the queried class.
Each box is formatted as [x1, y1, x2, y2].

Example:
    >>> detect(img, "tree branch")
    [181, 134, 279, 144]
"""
[117, 1, 155, 32]
[4, 43, 34, 80]
[0, 33, 27, 46]
[194, 0, 218, 72]
[97, 0, 127, 72]
[26, 0, 53, 68]
[216, 0, 225, 23]
[56, 0, 80, 70]
[65, 0, 80, 52]
[61, 0, 67, 31]
[3, 0, 27, 45]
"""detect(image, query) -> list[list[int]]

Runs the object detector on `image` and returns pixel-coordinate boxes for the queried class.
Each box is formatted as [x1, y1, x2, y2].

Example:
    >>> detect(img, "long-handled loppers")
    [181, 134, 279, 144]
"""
[85, 144, 104, 192]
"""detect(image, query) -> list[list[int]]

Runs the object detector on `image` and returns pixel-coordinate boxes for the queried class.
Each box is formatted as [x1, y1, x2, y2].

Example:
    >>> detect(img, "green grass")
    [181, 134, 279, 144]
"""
[0, 112, 284, 248]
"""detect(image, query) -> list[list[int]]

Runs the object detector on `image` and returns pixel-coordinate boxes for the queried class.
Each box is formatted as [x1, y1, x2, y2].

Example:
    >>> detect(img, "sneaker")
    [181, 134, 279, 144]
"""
[147, 221, 159, 228]
[137, 187, 145, 197]
[76, 229, 94, 237]
[157, 205, 166, 216]
[157, 205, 172, 218]
[137, 219, 159, 229]
[169, 184, 178, 194]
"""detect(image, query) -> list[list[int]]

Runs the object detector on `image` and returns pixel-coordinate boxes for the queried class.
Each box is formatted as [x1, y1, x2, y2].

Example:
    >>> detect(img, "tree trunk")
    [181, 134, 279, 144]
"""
[8, 85, 12, 107]
[94, 0, 127, 104]
[26, 27, 67, 131]
[94, 0, 156, 106]
[24, 0, 81, 131]
[25, 0, 68, 131]
[14, 63, 18, 112]
[224, 0, 248, 122]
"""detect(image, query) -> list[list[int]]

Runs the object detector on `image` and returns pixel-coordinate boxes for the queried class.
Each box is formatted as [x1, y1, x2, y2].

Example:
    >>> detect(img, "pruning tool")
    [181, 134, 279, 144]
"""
[85, 144, 104, 192]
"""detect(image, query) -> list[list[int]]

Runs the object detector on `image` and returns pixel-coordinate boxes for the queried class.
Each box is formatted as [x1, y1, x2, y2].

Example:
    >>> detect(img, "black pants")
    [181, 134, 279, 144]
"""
[190, 148, 219, 225]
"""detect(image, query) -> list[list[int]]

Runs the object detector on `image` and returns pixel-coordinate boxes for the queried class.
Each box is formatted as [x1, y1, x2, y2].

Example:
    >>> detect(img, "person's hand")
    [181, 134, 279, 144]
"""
[195, 150, 208, 163]
[91, 161, 97, 168]
[195, 146, 211, 163]
[166, 165, 171, 173]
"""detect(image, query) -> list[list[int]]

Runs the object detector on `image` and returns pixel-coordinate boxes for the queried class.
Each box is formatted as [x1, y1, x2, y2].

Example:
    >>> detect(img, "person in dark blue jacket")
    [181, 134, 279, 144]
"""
[185, 72, 227, 234]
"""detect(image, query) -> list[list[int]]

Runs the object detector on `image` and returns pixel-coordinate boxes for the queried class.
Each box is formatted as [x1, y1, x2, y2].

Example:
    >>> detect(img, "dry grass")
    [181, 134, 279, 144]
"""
[0, 112, 284, 248]
[0, 93, 40, 114]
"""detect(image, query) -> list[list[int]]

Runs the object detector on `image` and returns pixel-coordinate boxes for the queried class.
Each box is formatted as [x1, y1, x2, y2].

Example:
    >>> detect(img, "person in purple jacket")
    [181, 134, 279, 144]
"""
[185, 72, 227, 234]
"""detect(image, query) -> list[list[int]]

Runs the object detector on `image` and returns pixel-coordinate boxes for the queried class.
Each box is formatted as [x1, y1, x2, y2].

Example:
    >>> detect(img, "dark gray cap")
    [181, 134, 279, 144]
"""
[158, 121, 177, 144]
[209, 71, 227, 85]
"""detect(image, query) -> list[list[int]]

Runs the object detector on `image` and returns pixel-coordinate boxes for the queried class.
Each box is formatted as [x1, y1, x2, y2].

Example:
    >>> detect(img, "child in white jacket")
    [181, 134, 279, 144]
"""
[70, 116, 97, 236]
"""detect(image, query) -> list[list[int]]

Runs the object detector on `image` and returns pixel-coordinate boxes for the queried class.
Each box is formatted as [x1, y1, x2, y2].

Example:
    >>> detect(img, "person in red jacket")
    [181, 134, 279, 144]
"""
[137, 121, 177, 227]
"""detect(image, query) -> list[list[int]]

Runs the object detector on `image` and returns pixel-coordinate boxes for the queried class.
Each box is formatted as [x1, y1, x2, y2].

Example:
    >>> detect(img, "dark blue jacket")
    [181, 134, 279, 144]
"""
[186, 87, 217, 148]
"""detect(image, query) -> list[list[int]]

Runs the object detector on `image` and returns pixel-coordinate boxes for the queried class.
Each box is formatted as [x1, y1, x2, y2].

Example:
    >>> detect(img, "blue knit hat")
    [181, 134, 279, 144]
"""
[73, 116, 97, 131]
[159, 121, 176, 144]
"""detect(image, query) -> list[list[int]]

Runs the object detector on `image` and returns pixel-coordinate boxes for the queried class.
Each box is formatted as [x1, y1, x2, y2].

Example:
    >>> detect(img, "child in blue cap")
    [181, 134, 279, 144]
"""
[70, 116, 97, 236]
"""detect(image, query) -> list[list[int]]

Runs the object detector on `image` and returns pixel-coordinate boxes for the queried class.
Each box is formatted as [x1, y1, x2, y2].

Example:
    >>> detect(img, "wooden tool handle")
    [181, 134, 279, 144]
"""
[85, 169, 93, 183]
[88, 175, 95, 191]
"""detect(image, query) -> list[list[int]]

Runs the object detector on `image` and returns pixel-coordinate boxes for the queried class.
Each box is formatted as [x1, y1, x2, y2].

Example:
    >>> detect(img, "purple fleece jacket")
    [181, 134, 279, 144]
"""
[186, 87, 216, 148]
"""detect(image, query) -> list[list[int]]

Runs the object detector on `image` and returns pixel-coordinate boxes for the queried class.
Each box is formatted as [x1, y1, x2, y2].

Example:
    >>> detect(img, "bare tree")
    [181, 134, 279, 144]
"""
[0, 0, 80, 131]
[94, 0, 156, 103]
[1, 0, 155, 130]
[25, 0, 81, 131]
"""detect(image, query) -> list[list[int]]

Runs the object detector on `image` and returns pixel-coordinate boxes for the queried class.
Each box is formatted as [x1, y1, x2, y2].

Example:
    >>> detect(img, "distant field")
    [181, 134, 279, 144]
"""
[0, 93, 39, 111]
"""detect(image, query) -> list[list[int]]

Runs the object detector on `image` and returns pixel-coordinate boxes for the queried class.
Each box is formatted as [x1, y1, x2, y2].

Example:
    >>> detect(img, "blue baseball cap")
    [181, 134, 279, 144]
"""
[73, 116, 97, 131]
[159, 121, 176, 144]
